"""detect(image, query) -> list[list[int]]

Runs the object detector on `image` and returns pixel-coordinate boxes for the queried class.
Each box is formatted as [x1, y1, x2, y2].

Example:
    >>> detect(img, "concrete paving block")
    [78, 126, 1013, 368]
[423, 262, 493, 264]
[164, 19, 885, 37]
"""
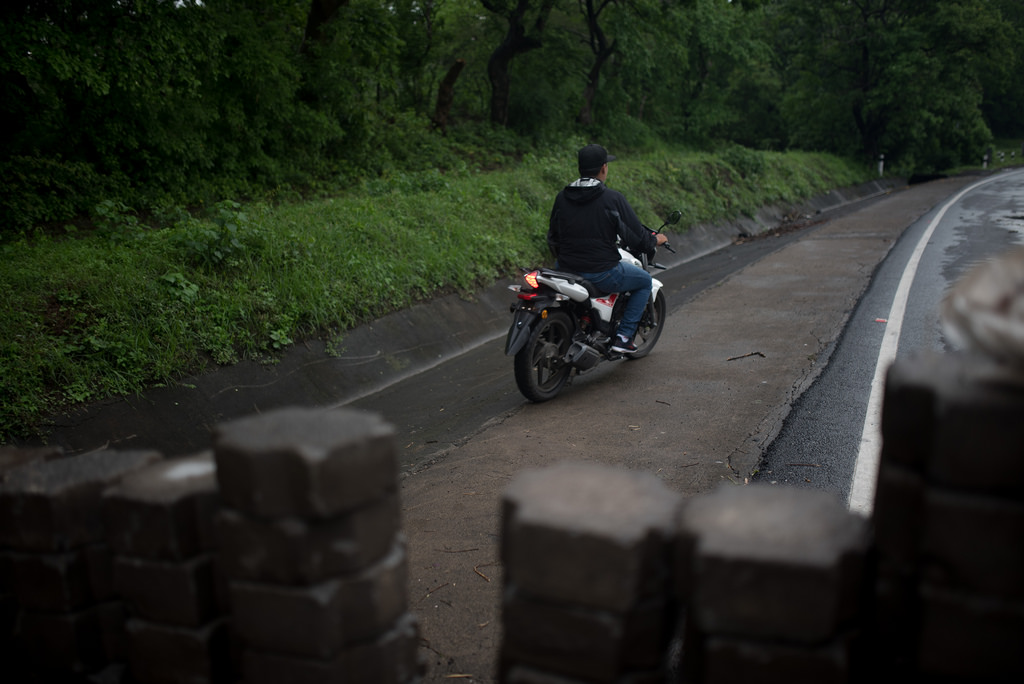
[921, 487, 1024, 599]
[677, 484, 869, 644]
[881, 353, 943, 470]
[102, 451, 219, 561]
[501, 461, 681, 612]
[0, 445, 65, 482]
[868, 560, 922, 668]
[8, 543, 113, 611]
[213, 407, 397, 519]
[501, 663, 665, 684]
[241, 612, 423, 684]
[918, 585, 1024, 679]
[126, 617, 231, 684]
[96, 600, 128, 663]
[217, 493, 400, 584]
[501, 585, 670, 683]
[871, 462, 925, 571]
[0, 550, 10, 590]
[701, 632, 856, 684]
[114, 553, 219, 628]
[1, 591, 15, 635]
[230, 539, 407, 659]
[929, 357, 1024, 496]
[15, 604, 109, 672]
[0, 449, 163, 552]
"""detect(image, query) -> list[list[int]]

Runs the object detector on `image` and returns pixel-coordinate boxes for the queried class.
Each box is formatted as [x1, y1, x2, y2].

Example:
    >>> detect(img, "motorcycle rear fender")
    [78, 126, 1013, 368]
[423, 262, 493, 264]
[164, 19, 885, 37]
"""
[505, 307, 541, 356]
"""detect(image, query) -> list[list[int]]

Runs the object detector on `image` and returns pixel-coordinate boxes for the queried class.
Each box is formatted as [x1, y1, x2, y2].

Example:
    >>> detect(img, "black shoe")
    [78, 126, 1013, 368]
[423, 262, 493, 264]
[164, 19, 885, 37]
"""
[610, 335, 638, 354]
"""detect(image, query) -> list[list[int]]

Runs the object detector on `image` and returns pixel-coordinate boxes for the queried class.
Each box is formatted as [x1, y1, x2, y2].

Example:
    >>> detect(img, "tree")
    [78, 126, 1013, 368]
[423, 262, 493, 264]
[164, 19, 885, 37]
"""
[980, 0, 1024, 137]
[773, 0, 1014, 170]
[575, 0, 618, 126]
[302, 0, 350, 51]
[480, 0, 557, 125]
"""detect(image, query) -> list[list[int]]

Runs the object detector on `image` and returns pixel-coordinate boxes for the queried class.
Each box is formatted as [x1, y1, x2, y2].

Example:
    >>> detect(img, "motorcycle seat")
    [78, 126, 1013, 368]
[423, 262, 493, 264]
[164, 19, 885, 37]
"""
[539, 268, 606, 297]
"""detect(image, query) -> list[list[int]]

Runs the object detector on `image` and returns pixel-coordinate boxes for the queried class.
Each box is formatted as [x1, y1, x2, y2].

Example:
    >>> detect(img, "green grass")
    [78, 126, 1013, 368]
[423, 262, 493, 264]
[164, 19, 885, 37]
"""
[0, 146, 872, 443]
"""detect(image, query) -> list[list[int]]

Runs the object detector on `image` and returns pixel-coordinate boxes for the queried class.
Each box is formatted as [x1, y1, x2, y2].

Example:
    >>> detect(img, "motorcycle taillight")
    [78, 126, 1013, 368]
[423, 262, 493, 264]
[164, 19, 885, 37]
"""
[523, 270, 540, 289]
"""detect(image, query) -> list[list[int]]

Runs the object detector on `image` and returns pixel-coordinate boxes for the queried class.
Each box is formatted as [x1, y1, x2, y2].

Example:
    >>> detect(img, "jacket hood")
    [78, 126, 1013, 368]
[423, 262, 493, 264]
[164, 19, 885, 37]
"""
[563, 177, 605, 205]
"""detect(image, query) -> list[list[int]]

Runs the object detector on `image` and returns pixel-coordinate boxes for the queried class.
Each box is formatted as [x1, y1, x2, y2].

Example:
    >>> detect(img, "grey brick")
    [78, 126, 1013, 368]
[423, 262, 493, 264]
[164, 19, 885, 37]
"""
[868, 561, 921, 668]
[501, 585, 670, 683]
[871, 462, 925, 572]
[702, 632, 856, 684]
[126, 617, 231, 684]
[881, 352, 943, 470]
[114, 554, 219, 628]
[0, 445, 65, 482]
[918, 585, 1024, 679]
[241, 612, 422, 684]
[102, 451, 219, 561]
[501, 462, 680, 612]
[678, 485, 868, 644]
[0, 449, 163, 551]
[8, 543, 113, 611]
[15, 604, 109, 672]
[213, 407, 397, 519]
[929, 358, 1024, 497]
[921, 487, 1024, 599]
[230, 539, 407, 659]
[96, 600, 128, 663]
[217, 493, 399, 584]
[501, 664, 665, 684]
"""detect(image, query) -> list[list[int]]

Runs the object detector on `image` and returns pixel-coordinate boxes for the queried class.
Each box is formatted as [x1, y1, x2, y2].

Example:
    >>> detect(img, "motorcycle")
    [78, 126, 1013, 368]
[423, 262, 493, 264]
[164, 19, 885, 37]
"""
[505, 210, 682, 402]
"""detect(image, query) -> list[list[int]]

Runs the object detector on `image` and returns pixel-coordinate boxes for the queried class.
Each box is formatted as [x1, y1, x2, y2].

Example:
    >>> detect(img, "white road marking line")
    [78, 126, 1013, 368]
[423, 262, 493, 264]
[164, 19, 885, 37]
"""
[848, 173, 1011, 516]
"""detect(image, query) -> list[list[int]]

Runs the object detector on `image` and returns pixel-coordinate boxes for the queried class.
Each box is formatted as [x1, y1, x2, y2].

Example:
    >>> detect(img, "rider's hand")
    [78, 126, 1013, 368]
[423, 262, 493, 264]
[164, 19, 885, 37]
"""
[655, 233, 669, 246]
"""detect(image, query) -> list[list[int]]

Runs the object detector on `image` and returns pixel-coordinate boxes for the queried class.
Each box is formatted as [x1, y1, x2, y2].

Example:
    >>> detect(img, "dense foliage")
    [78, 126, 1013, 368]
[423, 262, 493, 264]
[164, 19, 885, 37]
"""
[2, 0, 1021, 231]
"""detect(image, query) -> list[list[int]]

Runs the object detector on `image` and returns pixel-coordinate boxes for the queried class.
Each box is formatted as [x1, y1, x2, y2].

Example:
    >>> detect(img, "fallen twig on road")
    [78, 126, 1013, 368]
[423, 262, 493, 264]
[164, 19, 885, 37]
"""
[727, 351, 766, 361]
[474, 562, 499, 582]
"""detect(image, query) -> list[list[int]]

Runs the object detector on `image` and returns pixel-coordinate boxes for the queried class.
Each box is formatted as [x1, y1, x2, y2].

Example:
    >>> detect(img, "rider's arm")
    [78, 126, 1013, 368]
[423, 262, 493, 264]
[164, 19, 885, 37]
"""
[547, 202, 561, 260]
[613, 194, 659, 254]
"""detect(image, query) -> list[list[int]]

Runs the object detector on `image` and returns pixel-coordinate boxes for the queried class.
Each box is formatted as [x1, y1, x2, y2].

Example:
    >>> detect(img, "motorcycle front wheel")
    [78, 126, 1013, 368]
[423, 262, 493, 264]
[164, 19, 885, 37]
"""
[629, 291, 666, 360]
[513, 309, 574, 402]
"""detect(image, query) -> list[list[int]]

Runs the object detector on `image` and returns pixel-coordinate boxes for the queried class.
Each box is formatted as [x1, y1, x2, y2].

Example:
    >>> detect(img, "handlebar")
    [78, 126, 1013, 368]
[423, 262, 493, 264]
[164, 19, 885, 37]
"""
[650, 209, 682, 254]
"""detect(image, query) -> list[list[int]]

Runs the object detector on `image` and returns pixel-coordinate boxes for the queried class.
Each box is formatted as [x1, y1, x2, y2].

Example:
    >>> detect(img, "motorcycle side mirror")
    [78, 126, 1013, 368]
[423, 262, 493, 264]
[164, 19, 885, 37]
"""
[665, 210, 682, 225]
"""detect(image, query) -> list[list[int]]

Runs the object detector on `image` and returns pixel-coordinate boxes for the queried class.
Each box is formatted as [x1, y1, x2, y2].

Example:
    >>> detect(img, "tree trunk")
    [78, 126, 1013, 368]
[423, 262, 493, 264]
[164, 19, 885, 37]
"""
[575, 0, 615, 127]
[577, 48, 613, 126]
[482, 0, 553, 126]
[432, 59, 466, 133]
[301, 0, 350, 53]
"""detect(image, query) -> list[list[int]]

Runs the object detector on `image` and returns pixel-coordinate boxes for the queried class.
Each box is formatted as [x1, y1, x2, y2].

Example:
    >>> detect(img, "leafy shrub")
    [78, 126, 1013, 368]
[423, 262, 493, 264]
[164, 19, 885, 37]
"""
[721, 145, 767, 179]
[172, 201, 264, 269]
[0, 157, 107, 235]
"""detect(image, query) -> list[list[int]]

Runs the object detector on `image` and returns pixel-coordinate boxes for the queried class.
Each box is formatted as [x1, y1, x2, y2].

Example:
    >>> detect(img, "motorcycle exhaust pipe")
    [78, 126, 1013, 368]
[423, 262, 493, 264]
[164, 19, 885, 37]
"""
[567, 341, 602, 370]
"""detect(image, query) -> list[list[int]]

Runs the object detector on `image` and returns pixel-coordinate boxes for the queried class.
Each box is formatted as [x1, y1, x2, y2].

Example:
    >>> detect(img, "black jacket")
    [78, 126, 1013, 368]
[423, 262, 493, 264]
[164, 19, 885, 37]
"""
[547, 178, 656, 273]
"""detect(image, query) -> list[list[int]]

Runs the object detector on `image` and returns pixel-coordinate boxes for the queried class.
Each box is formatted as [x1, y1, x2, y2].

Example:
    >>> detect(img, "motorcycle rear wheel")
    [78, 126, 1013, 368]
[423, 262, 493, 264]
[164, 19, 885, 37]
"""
[514, 310, 574, 402]
[629, 291, 666, 360]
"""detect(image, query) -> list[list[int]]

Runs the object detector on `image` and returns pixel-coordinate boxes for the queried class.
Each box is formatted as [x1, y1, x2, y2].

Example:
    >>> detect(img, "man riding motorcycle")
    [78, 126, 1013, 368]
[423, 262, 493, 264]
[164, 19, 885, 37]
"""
[547, 144, 669, 354]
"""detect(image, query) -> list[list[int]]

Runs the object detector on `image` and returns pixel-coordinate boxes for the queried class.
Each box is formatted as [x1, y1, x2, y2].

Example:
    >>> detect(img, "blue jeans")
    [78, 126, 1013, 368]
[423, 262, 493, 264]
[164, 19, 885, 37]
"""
[577, 262, 653, 339]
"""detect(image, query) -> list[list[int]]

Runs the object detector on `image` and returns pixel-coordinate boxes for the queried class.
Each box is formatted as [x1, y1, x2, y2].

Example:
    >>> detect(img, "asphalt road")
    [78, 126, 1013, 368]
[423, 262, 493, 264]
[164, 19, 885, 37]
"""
[755, 168, 1024, 509]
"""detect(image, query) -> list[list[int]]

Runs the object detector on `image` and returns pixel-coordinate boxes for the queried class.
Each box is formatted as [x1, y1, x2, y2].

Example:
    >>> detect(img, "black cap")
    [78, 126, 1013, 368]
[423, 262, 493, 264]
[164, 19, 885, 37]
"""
[578, 144, 616, 174]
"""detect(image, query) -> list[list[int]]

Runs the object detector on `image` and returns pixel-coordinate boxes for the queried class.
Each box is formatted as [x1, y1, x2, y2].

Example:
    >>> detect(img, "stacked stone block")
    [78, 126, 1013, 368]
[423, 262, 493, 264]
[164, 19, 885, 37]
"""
[674, 484, 869, 684]
[872, 350, 1024, 680]
[0, 447, 162, 676]
[101, 450, 227, 683]
[212, 406, 422, 684]
[499, 461, 682, 683]
[0, 445, 65, 665]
